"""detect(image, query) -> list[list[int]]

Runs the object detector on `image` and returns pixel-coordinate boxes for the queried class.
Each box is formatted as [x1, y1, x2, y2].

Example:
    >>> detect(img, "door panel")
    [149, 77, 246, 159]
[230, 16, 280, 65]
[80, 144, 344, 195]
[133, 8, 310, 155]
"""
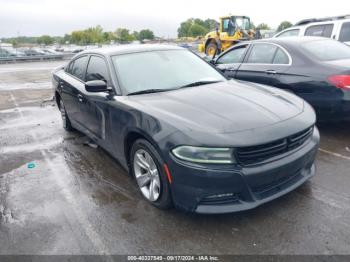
[60, 56, 89, 125]
[80, 55, 112, 140]
[60, 75, 86, 124]
[236, 43, 291, 86]
[216, 63, 241, 78]
[215, 44, 249, 78]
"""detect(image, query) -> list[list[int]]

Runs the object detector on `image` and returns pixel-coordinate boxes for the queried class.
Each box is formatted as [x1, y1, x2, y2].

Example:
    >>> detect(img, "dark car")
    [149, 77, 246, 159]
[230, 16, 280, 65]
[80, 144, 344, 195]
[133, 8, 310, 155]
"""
[52, 44, 319, 214]
[213, 37, 350, 121]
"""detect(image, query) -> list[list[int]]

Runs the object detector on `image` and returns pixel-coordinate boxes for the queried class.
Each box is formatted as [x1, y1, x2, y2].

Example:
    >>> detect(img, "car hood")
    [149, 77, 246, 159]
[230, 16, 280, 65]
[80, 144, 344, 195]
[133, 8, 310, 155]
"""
[123, 81, 304, 134]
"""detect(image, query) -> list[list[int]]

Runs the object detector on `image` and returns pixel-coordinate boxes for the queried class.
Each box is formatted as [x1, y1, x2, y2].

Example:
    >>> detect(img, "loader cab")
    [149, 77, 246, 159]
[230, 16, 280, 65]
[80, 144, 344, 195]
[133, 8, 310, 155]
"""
[221, 16, 251, 36]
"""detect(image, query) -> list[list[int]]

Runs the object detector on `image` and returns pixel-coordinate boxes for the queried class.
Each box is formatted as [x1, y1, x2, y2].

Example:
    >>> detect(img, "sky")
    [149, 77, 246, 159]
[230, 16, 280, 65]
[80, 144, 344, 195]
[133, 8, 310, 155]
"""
[0, 0, 349, 38]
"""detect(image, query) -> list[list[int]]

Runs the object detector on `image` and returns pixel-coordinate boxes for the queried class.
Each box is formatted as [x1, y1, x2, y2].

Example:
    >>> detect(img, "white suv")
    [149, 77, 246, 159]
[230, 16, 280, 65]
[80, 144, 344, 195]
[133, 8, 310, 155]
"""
[273, 15, 350, 46]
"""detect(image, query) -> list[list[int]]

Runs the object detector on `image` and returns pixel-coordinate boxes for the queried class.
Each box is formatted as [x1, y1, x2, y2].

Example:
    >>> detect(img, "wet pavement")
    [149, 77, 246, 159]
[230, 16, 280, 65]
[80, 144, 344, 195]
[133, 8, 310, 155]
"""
[0, 61, 350, 255]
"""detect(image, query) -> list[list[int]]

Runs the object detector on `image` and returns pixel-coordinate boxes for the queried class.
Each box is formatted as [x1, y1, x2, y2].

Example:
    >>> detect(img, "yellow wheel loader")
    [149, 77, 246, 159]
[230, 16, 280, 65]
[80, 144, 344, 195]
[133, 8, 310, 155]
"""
[198, 15, 254, 56]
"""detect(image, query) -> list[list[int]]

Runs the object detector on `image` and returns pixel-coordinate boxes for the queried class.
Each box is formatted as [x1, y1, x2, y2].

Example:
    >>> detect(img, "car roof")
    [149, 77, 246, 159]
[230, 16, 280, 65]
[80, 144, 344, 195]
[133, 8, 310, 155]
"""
[246, 36, 330, 46]
[219, 36, 330, 56]
[78, 44, 183, 56]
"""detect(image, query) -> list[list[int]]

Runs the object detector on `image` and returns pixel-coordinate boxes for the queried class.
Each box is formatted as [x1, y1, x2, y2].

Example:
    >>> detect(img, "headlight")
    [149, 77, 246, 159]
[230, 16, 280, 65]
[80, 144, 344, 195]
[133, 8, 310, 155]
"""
[172, 146, 235, 164]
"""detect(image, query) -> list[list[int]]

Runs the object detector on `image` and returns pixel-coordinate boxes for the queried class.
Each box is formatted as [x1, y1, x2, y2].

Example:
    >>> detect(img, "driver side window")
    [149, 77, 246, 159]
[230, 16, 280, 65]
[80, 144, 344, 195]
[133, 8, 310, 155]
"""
[216, 45, 248, 64]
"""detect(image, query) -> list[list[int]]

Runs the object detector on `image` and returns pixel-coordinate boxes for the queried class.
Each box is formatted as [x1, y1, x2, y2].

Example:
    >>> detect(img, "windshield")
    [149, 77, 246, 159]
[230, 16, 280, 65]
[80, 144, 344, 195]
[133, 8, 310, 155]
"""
[301, 39, 350, 61]
[112, 50, 226, 94]
[234, 17, 250, 30]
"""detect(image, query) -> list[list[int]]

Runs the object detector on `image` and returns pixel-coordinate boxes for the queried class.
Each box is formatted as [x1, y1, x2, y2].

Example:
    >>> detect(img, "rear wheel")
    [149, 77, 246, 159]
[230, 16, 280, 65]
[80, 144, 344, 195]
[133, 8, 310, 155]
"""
[130, 139, 172, 209]
[205, 42, 218, 56]
[59, 99, 74, 131]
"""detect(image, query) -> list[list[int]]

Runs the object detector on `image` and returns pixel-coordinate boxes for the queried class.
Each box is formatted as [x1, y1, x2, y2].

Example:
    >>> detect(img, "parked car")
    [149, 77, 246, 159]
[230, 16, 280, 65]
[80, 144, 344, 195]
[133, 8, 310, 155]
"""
[274, 15, 350, 46]
[0, 48, 17, 58]
[52, 45, 319, 214]
[213, 37, 350, 121]
[40, 48, 62, 55]
[0, 47, 25, 57]
[20, 48, 45, 56]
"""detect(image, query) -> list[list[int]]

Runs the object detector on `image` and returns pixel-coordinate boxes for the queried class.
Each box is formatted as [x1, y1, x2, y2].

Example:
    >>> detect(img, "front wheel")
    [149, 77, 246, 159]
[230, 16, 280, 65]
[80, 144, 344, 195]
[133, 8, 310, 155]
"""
[205, 42, 218, 56]
[130, 139, 172, 209]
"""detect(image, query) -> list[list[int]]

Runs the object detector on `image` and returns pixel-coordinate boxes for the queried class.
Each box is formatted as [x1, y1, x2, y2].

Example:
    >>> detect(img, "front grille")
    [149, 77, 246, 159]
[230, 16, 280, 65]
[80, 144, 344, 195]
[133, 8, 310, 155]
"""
[237, 126, 313, 166]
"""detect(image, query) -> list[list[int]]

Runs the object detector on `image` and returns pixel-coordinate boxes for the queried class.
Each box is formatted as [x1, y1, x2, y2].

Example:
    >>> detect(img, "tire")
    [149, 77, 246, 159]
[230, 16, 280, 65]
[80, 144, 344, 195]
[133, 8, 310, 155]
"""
[205, 42, 218, 56]
[130, 139, 172, 209]
[59, 99, 74, 132]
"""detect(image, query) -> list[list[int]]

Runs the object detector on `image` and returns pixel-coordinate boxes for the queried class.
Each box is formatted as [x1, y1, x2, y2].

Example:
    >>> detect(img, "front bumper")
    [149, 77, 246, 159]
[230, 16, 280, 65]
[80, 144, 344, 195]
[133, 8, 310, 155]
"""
[168, 127, 320, 214]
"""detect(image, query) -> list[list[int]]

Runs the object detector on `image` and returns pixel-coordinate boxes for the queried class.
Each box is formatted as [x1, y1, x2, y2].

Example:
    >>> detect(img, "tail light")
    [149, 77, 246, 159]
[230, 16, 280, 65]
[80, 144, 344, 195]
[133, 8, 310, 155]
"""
[327, 75, 350, 90]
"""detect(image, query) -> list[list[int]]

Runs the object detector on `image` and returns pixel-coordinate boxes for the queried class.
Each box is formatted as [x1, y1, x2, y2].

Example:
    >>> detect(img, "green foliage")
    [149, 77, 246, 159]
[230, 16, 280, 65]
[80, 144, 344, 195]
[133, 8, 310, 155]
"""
[188, 24, 207, 37]
[0, 26, 157, 46]
[138, 29, 155, 41]
[132, 31, 140, 40]
[37, 35, 54, 45]
[177, 18, 217, 37]
[250, 21, 256, 30]
[70, 25, 105, 44]
[256, 23, 271, 30]
[277, 21, 293, 32]
[10, 39, 18, 47]
[115, 28, 135, 42]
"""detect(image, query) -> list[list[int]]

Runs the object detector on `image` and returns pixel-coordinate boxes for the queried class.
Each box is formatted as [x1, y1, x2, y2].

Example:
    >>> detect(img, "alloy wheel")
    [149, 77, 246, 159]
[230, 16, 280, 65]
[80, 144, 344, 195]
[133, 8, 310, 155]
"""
[133, 149, 161, 202]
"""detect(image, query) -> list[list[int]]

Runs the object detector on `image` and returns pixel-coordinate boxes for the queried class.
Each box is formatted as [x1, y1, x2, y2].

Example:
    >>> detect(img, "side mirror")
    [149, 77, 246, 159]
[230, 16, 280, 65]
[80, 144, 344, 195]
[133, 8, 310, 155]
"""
[209, 59, 216, 65]
[85, 80, 110, 92]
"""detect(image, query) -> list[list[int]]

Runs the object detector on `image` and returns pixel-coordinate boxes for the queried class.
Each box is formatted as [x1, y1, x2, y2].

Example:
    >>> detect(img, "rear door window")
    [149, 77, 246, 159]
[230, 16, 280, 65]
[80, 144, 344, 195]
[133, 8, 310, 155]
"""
[216, 45, 248, 64]
[273, 48, 290, 64]
[246, 44, 277, 64]
[305, 24, 334, 38]
[86, 56, 110, 83]
[339, 22, 350, 42]
[69, 56, 88, 81]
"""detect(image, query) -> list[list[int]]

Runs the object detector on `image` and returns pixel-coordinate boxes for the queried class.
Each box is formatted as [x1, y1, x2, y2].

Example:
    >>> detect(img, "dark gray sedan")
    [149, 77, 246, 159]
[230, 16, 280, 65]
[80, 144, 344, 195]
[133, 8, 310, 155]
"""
[213, 37, 350, 121]
[52, 44, 319, 214]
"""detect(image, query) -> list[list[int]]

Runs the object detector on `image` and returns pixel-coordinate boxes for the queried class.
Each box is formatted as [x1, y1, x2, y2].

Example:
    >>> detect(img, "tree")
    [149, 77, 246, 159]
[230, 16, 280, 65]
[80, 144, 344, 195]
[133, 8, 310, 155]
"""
[138, 29, 155, 41]
[10, 39, 18, 48]
[203, 19, 218, 31]
[256, 23, 271, 30]
[132, 31, 139, 40]
[71, 31, 86, 44]
[188, 24, 207, 37]
[177, 18, 216, 37]
[115, 28, 135, 42]
[178, 19, 193, 37]
[86, 25, 104, 43]
[277, 21, 293, 32]
[37, 35, 54, 45]
[250, 21, 256, 30]
[103, 32, 116, 43]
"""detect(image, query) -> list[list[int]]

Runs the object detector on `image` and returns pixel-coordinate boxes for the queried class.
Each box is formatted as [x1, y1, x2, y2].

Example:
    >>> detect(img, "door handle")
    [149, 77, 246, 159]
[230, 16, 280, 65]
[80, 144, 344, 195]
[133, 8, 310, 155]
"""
[77, 94, 84, 103]
[265, 70, 277, 75]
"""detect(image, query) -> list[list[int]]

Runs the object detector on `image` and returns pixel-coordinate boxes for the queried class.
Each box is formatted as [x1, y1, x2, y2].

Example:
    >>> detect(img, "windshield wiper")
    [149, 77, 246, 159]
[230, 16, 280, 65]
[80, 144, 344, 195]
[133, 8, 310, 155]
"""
[179, 80, 223, 89]
[127, 80, 223, 95]
[127, 89, 174, 96]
